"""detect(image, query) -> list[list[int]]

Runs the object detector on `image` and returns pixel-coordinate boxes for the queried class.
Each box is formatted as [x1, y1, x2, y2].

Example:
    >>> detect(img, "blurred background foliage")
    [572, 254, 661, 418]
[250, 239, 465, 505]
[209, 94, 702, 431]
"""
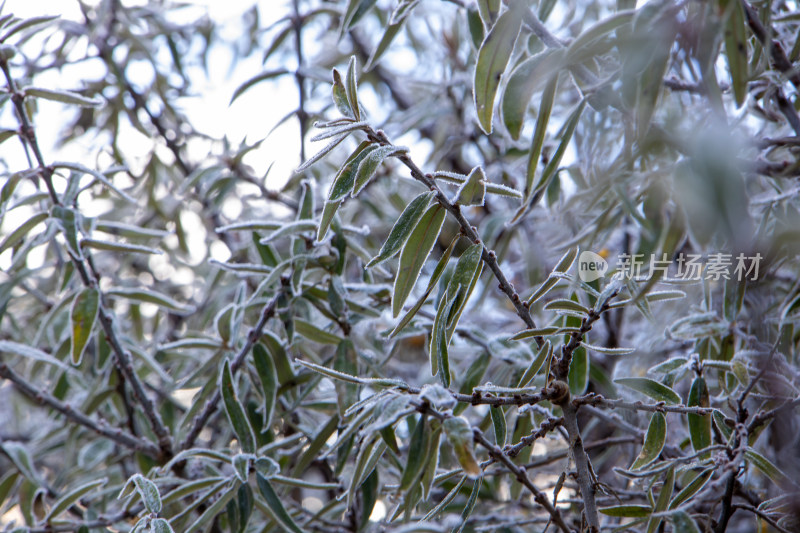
[0, 0, 799, 531]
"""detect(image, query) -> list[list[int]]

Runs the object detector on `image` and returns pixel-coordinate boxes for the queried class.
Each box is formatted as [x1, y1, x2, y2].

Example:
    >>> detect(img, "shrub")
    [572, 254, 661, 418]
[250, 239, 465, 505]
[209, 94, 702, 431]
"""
[0, 1, 798, 532]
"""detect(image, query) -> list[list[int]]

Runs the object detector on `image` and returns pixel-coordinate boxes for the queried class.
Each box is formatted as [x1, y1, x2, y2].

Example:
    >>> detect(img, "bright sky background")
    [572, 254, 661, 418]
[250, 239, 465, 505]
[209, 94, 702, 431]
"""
[2, 0, 302, 189]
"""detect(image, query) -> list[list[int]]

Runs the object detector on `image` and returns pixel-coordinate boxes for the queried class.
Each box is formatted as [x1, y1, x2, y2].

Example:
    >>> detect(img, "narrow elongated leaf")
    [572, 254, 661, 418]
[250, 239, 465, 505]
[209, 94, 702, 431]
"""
[400, 415, 428, 490]
[52, 205, 82, 259]
[367, 191, 434, 268]
[0, 212, 47, 253]
[531, 99, 586, 196]
[256, 473, 305, 533]
[544, 298, 590, 315]
[473, 1, 524, 134]
[295, 318, 343, 344]
[334, 339, 359, 416]
[220, 359, 257, 454]
[526, 276, 559, 306]
[647, 467, 675, 533]
[721, 0, 748, 107]
[453, 476, 483, 533]
[490, 405, 507, 447]
[182, 479, 238, 532]
[296, 133, 348, 172]
[565, 10, 635, 63]
[0, 15, 59, 42]
[365, 0, 420, 70]
[389, 233, 460, 337]
[445, 243, 484, 337]
[476, 0, 500, 27]
[581, 342, 634, 355]
[230, 69, 289, 104]
[454, 166, 486, 206]
[669, 468, 713, 508]
[431, 290, 457, 386]
[392, 204, 446, 317]
[25, 86, 103, 107]
[44, 478, 108, 522]
[630, 413, 666, 469]
[259, 221, 317, 243]
[70, 288, 99, 365]
[151, 518, 174, 533]
[331, 69, 353, 118]
[510, 326, 563, 340]
[568, 345, 589, 395]
[328, 141, 376, 202]
[443, 416, 481, 477]
[503, 50, 562, 141]
[80, 238, 162, 255]
[130, 474, 161, 514]
[517, 340, 551, 387]
[345, 56, 361, 121]
[252, 344, 277, 432]
[317, 200, 341, 242]
[615, 377, 681, 404]
[599, 505, 652, 517]
[687, 377, 711, 452]
[745, 448, 787, 485]
[106, 288, 192, 312]
[353, 145, 408, 195]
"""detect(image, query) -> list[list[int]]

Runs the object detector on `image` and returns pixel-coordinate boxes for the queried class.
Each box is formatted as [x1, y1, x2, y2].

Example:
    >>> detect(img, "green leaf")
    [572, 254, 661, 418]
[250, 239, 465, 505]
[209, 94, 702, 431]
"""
[687, 377, 711, 452]
[452, 475, 483, 533]
[615, 377, 681, 404]
[331, 69, 353, 118]
[106, 288, 192, 312]
[531, 99, 585, 197]
[517, 340, 551, 387]
[182, 479, 238, 532]
[25, 86, 103, 107]
[745, 448, 787, 485]
[128, 474, 162, 514]
[565, 10, 635, 63]
[220, 359, 257, 454]
[443, 416, 481, 477]
[296, 133, 349, 172]
[568, 345, 589, 395]
[365, 0, 420, 70]
[256, 473, 305, 533]
[647, 467, 675, 533]
[669, 468, 713, 509]
[70, 288, 99, 365]
[390, 234, 459, 337]
[334, 339, 359, 416]
[454, 166, 486, 206]
[721, 0, 748, 107]
[490, 405, 507, 447]
[599, 505, 652, 517]
[252, 344, 277, 432]
[670, 510, 700, 533]
[345, 56, 361, 121]
[630, 413, 666, 469]
[0, 212, 47, 254]
[543, 298, 590, 315]
[400, 415, 428, 490]
[367, 191, 434, 268]
[80, 238, 162, 255]
[581, 342, 634, 355]
[444, 243, 484, 338]
[473, 0, 524, 134]
[259, 220, 317, 243]
[45, 478, 108, 522]
[328, 141, 376, 202]
[294, 318, 343, 345]
[51, 205, 83, 259]
[476, 0, 500, 27]
[431, 290, 458, 387]
[151, 518, 174, 533]
[392, 204, 446, 317]
[502, 50, 562, 141]
[317, 200, 341, 242]
[353, 145, 408, 196]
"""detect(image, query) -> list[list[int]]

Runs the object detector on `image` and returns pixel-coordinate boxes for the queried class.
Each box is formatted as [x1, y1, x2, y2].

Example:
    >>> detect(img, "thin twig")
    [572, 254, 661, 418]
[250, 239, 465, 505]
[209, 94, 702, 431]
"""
[0, 361, 162, 458]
